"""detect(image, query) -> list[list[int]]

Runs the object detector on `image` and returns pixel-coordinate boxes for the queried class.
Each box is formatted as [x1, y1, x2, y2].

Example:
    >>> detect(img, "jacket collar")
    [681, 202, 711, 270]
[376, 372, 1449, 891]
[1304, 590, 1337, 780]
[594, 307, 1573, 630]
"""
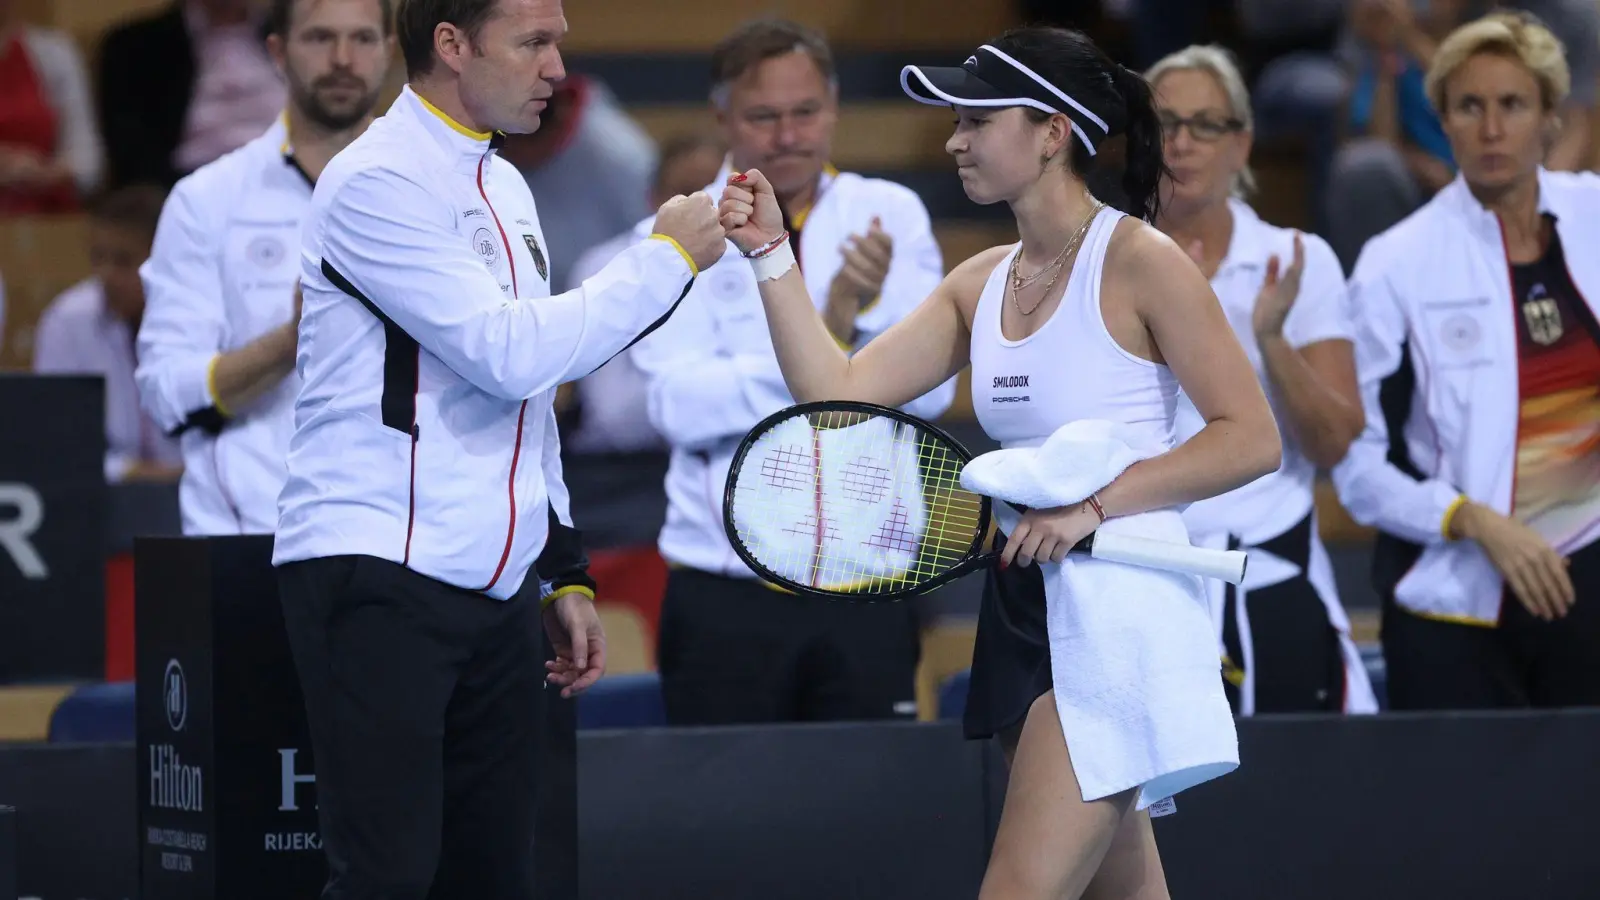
[397, 85, 504, 164]
[1215, 198, 1274, 275]
[274, 111, 317, 189]
[1440, 167, 1559, 238]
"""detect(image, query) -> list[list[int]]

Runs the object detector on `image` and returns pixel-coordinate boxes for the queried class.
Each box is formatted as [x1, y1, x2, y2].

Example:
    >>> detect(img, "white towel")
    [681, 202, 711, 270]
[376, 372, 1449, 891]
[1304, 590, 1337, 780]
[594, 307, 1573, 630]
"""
[960, 420, 1239, 810]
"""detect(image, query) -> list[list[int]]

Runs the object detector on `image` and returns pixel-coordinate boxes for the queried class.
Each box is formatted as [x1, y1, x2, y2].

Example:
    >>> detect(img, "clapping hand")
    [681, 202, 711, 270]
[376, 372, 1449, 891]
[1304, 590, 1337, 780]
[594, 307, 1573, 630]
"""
[1252, 231, 1305, 340]
[833, 217, 893, 301]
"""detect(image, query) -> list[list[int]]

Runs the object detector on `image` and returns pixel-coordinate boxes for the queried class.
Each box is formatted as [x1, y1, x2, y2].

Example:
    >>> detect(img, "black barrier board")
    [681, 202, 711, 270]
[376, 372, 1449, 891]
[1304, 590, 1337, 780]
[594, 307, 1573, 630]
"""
[577, 721, 992, 899]
[135, 536, 579, 898]
[0, 805, 14, 900]
[0, 744, 136, 900]
[0, 373, 106, 679]
[136, 535, 322, 898]
[8, 710, 1600, 899]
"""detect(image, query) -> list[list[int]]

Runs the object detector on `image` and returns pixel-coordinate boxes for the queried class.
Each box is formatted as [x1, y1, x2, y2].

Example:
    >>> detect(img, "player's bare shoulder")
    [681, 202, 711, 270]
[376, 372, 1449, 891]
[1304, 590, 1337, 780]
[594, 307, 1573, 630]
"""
[1102, 214, 1210, 317]
[942, 244, 1016, 328]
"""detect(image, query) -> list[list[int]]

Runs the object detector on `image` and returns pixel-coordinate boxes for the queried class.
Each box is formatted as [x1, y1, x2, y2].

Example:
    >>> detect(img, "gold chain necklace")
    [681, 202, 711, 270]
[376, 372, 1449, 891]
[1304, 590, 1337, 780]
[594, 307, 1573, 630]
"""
[1010, 200, 1105, 317]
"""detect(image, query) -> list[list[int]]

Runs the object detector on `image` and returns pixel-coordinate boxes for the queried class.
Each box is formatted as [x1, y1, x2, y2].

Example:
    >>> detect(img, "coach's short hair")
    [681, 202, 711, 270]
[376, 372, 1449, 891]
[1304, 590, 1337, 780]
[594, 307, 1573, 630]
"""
[1426, 10, 1571, 114]
[710, 18, 837, 108]
[395, 0, 498, 78]
[89, 184, 169, 238]
[266, 0, 396, 40]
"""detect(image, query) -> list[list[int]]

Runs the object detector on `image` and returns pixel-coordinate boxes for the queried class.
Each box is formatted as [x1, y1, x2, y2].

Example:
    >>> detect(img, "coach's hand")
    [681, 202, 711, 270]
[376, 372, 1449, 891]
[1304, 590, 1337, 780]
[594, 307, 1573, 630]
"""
[653, 191, 727, 273]
[543, 592, 607, 698]
[719, 168, 784, 254]
[1000, 501, 1101, 568]
[1451, 501, 1574, 621]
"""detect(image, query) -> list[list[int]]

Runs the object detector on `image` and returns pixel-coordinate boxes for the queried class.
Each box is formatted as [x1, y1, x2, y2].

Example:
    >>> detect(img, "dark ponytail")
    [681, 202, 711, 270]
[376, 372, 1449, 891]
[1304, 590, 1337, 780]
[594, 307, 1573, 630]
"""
[1107, 64, 1169, 223]
[989, 26, 1171, 222]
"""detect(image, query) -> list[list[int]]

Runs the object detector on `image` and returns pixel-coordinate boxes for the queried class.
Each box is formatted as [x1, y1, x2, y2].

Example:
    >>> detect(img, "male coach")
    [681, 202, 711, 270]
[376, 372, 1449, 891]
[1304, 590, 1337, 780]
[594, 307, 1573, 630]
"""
[272, 0, 726, 895]
[136, 0, 393, 535]
[631, 18, 957, 726]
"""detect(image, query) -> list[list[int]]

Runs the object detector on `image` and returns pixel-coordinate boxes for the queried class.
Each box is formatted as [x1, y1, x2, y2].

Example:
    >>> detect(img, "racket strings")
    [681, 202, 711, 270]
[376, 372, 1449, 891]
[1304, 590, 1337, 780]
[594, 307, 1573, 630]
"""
[730, 409, 985, 595]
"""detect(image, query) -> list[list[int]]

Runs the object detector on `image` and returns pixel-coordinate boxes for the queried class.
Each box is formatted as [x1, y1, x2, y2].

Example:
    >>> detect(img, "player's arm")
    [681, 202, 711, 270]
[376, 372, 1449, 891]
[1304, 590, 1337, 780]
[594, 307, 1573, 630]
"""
[319, 168, 698, 402]
[720, 168, 976, 410]
[135, 179, 294, 435]
[1093, 223, 1282, 519]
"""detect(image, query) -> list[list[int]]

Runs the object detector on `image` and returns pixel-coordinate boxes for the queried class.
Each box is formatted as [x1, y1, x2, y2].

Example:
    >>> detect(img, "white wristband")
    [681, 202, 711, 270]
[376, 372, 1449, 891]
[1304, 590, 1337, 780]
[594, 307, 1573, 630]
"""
[749, 239, 796, 283]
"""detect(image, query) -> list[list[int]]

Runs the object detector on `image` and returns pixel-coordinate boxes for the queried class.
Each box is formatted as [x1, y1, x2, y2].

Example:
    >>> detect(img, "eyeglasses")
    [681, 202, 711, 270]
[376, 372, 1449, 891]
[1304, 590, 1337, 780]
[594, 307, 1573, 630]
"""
[1158, 113, 1246, 142]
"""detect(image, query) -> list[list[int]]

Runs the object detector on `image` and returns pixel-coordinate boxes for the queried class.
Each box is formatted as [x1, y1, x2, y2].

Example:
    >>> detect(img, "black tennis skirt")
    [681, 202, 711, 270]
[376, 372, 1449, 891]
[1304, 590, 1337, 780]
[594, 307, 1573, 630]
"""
[962, 532, 1054, 740]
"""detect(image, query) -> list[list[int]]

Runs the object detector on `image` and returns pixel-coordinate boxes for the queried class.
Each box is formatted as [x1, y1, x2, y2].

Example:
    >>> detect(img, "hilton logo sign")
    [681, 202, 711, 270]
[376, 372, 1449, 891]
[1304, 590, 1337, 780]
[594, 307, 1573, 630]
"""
[150, 659, 204, 813]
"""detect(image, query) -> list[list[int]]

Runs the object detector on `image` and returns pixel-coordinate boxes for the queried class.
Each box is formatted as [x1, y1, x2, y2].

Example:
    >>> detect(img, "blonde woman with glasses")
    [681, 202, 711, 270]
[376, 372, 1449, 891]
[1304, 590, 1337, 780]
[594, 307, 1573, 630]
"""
[1148, 44, 1379, 716]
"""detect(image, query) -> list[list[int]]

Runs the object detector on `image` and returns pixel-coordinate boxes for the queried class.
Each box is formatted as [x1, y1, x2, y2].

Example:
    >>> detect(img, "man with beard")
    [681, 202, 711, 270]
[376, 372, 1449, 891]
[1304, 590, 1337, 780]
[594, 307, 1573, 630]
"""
[136, 0, 393, 535]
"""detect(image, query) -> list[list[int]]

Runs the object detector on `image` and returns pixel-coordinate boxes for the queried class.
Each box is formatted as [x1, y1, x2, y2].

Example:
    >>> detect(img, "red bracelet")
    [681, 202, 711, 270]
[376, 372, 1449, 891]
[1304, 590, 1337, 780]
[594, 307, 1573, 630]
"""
[1087, 493, 1107, 522]
[743, 230, 790, 259]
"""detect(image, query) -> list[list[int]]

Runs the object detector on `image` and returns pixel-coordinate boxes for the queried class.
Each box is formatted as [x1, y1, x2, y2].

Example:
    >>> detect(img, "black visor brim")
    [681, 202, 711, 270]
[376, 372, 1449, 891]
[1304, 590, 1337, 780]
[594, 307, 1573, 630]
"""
[900, 64, 1014, 108]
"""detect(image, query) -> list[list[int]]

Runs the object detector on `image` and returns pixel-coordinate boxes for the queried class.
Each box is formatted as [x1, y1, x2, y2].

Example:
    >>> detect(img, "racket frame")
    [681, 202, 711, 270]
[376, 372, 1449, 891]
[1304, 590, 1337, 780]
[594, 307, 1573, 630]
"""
[722, 400, 1000, 602]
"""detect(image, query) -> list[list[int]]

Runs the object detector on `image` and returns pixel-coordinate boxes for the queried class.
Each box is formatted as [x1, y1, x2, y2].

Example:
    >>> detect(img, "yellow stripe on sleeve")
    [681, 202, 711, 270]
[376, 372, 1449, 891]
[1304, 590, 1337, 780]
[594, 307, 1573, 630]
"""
[649, 233, 698, 277]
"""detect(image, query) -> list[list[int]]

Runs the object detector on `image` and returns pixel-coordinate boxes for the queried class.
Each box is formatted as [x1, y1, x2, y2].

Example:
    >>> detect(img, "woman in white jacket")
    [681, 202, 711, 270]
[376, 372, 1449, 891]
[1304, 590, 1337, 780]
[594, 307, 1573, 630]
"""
[1147, 44, 1378, 716]
[1334, 10, 1600, 710]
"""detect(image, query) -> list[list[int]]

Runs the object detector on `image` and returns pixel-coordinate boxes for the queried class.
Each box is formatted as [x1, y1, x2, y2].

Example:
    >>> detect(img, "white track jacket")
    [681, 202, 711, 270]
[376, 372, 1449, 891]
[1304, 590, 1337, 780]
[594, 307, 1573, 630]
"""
[271, 87, 699, 601]
[137, 117, 305, 535]
[1333, 169, 1600, 624]
[632, 162, 956, 577]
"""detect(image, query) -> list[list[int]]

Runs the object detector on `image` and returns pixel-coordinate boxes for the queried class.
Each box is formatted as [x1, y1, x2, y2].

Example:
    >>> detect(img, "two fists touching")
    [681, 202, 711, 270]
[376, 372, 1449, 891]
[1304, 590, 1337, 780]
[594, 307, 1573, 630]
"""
[647, 169, 789, 271]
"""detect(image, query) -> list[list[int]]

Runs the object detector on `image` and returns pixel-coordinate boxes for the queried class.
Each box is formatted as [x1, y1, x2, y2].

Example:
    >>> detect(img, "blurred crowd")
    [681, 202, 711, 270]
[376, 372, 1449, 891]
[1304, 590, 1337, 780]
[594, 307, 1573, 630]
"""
[2, 0, 1599, 721]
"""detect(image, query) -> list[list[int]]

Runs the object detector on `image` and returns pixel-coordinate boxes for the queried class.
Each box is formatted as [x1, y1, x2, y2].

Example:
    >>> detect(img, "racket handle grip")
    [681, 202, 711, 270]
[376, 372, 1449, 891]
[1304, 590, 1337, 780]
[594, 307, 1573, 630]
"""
[1088, 532, 1249, 585]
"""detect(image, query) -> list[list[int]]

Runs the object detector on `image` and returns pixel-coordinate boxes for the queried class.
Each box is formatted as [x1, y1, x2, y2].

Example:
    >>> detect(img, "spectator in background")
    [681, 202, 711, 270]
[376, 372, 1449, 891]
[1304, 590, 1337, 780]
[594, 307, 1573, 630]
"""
[1148, 44, 1378, 716]
[559, 134, 724, 454]
[1327, 0, 1599, 271]
[97, 0, 286, 189]
[34, 185, 182, 482]
[498, 73, 657, 293]
[633, 18, 956, 726]
[1334, 12, 1600, 709]
[0, 0, 104, 213]
[1326, 0, 1471, 270]
[136, 0, 391, 534]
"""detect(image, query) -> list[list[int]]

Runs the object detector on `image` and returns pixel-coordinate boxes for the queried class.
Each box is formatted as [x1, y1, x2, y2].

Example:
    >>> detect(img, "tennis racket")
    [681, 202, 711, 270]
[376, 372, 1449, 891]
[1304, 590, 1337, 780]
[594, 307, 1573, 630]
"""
[722, 400, 1248, 602]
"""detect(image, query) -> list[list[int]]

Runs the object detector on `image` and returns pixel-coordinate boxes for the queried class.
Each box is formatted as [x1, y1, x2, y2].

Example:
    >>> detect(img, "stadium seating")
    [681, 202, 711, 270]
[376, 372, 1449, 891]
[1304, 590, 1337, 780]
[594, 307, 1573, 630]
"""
[914, 617, 977, 721]
[0, 684, 79, 742]
[561, 0, 1015, 52]
[595, 603, 655, 674]
[937, 668, 970, 722]
[46, 681, 134, 743]
[575, 671, 668, 730]
[0, 216, 90, 369]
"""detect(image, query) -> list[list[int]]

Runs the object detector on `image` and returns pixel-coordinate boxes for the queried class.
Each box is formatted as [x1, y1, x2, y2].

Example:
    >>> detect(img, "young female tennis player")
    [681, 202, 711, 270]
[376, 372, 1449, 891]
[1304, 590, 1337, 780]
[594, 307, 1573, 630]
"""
[718, 26, 1282, 900]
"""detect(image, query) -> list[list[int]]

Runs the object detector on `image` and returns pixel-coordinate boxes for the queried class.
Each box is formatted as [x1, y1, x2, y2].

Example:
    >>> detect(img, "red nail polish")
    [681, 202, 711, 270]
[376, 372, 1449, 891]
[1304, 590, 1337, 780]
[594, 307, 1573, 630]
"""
[731, 173, 748, 183]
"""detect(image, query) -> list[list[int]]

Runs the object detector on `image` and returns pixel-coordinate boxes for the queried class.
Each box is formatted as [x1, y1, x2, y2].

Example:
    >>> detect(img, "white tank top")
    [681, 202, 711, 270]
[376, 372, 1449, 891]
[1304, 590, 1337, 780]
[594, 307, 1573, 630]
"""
[970, 207, 1180, 451]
